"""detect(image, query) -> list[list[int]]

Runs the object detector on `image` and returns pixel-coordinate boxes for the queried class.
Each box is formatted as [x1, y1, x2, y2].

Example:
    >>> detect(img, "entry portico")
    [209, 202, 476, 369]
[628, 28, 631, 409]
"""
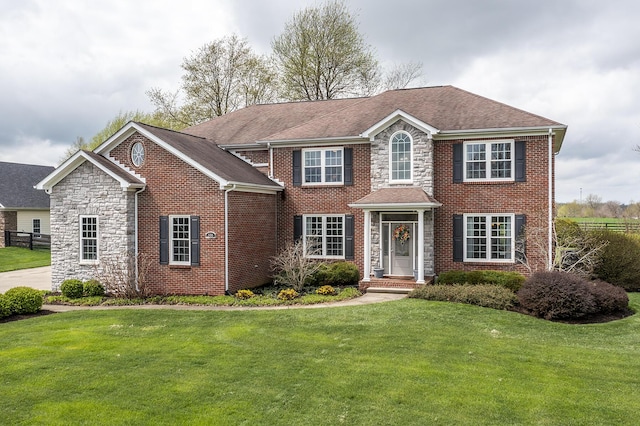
[350, 187, 441, 284]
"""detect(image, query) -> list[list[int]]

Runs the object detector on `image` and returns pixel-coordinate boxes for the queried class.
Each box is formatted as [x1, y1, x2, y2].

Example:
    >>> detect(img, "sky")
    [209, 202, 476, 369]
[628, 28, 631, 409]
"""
[0, 0, 638, 203]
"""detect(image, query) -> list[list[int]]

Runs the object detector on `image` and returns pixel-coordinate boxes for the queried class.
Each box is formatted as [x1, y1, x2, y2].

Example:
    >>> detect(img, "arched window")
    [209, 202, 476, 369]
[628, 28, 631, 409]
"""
[390, 131, 412, 182]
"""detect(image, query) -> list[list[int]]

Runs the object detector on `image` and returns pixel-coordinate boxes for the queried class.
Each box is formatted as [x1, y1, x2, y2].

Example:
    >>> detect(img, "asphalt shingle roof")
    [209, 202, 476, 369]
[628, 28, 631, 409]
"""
[0, 161, 55, 209]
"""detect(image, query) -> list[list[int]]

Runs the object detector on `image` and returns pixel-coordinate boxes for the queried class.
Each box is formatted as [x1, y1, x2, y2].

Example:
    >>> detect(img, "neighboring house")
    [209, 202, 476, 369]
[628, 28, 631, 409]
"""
[37, 86, 567, 294]
[0, 161, 55, 247]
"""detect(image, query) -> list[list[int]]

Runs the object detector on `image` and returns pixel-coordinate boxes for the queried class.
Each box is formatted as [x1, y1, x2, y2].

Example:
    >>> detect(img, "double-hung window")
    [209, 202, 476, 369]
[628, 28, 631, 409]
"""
[304, 215, 344, 258]
[464, 140, 513, 181]
[390, 131, 412, 183]
[170, 215, 191, 265]
[303, 148, 343, 185]
[32, 218, 41, 235]
[464, 214, 514, 262]
[80, 215, 98, 263]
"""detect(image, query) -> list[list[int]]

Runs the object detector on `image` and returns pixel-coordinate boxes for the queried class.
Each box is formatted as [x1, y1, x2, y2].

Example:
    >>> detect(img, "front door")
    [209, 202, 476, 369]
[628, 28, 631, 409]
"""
[382, 221, 415, 276]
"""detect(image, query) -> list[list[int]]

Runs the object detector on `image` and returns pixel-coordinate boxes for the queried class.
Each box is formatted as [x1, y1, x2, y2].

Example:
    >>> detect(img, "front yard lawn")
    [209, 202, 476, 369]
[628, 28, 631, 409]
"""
[0, 247, 50, 272]
[1, 294, 639, 424]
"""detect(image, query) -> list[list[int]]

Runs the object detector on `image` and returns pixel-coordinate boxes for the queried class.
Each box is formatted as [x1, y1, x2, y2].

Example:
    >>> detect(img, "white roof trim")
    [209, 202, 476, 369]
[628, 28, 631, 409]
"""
[35, 151, 144, 193]
[348, 201, 442, 211]
[94, 121, 231, 188]
[360, 109, 440, 141]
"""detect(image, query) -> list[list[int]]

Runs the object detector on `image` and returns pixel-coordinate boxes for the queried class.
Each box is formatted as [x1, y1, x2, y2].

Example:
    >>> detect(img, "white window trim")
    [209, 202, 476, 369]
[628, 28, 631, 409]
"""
[463, 139, 514, 182]
[169, 215, 191, 266]
[303, 214, 345, 259]
[79, 215, 99, 265]
[131, 141, 145, 167]
[463, 213, 515, 263]
[302, 147, 344, 186]
[389, 131, 413, 184]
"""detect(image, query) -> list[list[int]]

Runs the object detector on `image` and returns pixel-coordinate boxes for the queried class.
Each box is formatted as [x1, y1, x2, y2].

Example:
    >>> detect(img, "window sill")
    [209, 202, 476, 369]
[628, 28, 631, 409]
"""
[462, 180, 515, 184]
[462, 260, 515, 265]
[301, 183, 345, 188]
[169, 264, 192, 269]
[79, 260, 99, 266]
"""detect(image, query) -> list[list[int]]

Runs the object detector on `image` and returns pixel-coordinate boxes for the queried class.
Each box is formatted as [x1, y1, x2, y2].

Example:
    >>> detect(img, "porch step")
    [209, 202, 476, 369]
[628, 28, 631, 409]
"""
[366, 287, 414, 295]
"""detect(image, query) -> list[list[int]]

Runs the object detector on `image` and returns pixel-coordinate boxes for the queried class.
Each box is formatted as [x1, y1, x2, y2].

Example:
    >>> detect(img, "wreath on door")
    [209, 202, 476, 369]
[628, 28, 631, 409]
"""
[393, 225, 411, 243]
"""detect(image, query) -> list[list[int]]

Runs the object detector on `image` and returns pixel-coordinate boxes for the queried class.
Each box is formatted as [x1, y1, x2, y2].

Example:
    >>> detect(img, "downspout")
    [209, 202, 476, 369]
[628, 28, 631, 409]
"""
[134, 186, 146, 291]
[224, 184, 237, 293]
[268, 142, 274, 178]
[548, 129, 553, 270]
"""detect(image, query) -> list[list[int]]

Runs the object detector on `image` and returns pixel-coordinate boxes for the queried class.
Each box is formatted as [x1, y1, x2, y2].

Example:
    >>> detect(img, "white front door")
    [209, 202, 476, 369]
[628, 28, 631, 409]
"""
[387, 222, 415, 276]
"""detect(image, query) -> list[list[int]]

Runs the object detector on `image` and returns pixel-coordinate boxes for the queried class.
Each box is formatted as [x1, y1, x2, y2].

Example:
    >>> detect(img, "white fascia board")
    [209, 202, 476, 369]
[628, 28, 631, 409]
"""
[348, 202, 442, 211]
[436, 125, 567, 153]
[255, 136, 366, 148]
[360, 110, 440, 140]
[224, 181, 284, 194]
[95, 121, 231, 188]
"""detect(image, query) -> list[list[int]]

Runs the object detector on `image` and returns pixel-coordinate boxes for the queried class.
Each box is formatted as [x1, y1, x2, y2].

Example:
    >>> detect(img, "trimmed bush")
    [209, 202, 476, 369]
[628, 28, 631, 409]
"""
[235, 289, 255, 300]
[316, 285, 336, 296]
[517, 271, 629, 321]
[0, 294, 12, 318]
[325, 262, 360, 286]
[591, 230, 640, 291]
[437, 270, 525, 292]
[4, 286, 44, 315]
[277, 288, 299, 300]
[61, 279, 84, 299]
[409, 284, 517, 310]
[83, 279, 105, 297]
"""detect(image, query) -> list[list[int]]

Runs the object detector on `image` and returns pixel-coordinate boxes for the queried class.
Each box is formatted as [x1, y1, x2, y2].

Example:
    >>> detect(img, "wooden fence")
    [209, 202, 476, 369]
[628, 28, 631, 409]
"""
[577, 222, 640, 234]
[3, 231, 51, 250]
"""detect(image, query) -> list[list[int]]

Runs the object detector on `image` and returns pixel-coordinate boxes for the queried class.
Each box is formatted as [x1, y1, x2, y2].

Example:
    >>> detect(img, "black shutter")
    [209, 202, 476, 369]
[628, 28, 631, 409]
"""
[453, 143, 463, 183]
[515, 214, 526, 260]
[293, 150, 302, 186]
[159, 216, 169, 265]
[515, 141, 526, 182]
[294, 215, 303, 241]
[345, 214, 354, 260]
[190, 215, 200, 266]
[344, 147, 353, 186]
[453, 214, 463, 262]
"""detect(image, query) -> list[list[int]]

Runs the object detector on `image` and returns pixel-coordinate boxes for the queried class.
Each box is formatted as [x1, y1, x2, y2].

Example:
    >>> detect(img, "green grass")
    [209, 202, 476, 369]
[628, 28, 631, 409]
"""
[1, 295, 640, 425]
[0, 247, 50, 272]
[568, 217, 640, 224]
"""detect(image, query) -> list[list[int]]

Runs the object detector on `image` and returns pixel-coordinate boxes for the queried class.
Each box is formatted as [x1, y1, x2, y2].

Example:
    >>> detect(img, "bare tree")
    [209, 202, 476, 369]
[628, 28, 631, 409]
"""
[271, 239, 324, 291]
[382, 61, 424, 90]
[272, 0, 380, 100]
[148, 34, 278, 125]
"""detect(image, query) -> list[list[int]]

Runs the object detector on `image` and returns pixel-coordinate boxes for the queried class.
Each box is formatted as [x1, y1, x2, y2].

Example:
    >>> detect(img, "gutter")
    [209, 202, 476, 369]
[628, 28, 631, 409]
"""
[548, 128, 553, 270]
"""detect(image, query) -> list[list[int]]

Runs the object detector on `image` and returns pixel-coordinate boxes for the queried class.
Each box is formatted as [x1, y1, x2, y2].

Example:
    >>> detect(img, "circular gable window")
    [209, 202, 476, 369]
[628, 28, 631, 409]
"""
[131, 142, 145, 167]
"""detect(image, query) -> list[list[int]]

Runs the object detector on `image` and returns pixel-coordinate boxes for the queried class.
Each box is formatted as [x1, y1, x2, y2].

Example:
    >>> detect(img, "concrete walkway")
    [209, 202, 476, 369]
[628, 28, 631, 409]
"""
[0, 266, 51, 293]
[42, 291, 407, 312]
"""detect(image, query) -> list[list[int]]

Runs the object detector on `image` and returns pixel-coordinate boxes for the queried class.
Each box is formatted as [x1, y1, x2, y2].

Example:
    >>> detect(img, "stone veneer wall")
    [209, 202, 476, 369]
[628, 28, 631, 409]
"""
[49, 161, 135, 290]
[369, 120, 436, 276]
[0, 210, 17, 248]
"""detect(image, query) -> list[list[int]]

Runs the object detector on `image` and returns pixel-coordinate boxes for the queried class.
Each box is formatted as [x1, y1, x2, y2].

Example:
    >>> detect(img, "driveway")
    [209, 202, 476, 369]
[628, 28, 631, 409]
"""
[0, 266, 51, 293]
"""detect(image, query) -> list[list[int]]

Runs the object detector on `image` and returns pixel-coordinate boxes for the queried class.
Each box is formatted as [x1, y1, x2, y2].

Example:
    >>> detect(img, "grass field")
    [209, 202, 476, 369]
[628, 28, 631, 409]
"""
[567, 217, 640, 224]
[2, 295, 639, 425]
[0, 247, 50, 272]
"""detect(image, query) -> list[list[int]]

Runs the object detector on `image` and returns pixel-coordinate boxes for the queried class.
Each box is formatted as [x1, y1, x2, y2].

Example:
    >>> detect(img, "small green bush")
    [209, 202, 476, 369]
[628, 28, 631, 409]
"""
[60, 279, 84, 299]
[4, 286, 44, 314]
[517, 271, 629, 321]
[436, 270, 525, 292]
[409, 284, 517, 310]
[316, 285, 336, 296]
[307, 262, 330, 286]
[83, 279, 105, 297]
[590, 230, 640, 291]
[325, 262, 360, 286]
[235, 289, 255, 300]
[0, 294, 12, 318]
[277, 288, 299, 300]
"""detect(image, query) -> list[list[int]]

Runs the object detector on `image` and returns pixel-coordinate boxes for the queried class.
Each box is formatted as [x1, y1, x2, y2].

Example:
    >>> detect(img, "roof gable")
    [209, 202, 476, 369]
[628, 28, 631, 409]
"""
[0, 161, 54, 209]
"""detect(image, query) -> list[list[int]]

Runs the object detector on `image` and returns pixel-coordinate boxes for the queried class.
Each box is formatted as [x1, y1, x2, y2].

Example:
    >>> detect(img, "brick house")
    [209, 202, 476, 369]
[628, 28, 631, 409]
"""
[37, 86, 567, 294]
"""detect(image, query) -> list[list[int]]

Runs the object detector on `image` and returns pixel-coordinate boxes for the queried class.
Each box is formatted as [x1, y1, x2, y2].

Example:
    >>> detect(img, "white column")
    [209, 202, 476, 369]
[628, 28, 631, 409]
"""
[416, 209, 425, 284]
[362, 210, 371, 282]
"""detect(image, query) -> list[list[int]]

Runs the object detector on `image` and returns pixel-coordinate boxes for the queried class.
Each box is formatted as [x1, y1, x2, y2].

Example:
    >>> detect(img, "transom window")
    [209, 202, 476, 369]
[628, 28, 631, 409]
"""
[80, 216, 98, 263]
[464, 214, 514, 262]
[464, 140, 513, 181]
[390, 131, 412, 182]
[304, 215, 344, 258]
[303, 148, 343, 185]
[170, 215, 190, 265]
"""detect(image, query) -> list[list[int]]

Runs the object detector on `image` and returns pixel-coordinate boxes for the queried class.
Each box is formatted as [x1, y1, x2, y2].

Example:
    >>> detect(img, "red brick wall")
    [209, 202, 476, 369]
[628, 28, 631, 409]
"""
[433, 135, 554, 275]
[227, 191, 278, 293]
[272, 144, 371, 277]
[111, 134, 225, 295]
